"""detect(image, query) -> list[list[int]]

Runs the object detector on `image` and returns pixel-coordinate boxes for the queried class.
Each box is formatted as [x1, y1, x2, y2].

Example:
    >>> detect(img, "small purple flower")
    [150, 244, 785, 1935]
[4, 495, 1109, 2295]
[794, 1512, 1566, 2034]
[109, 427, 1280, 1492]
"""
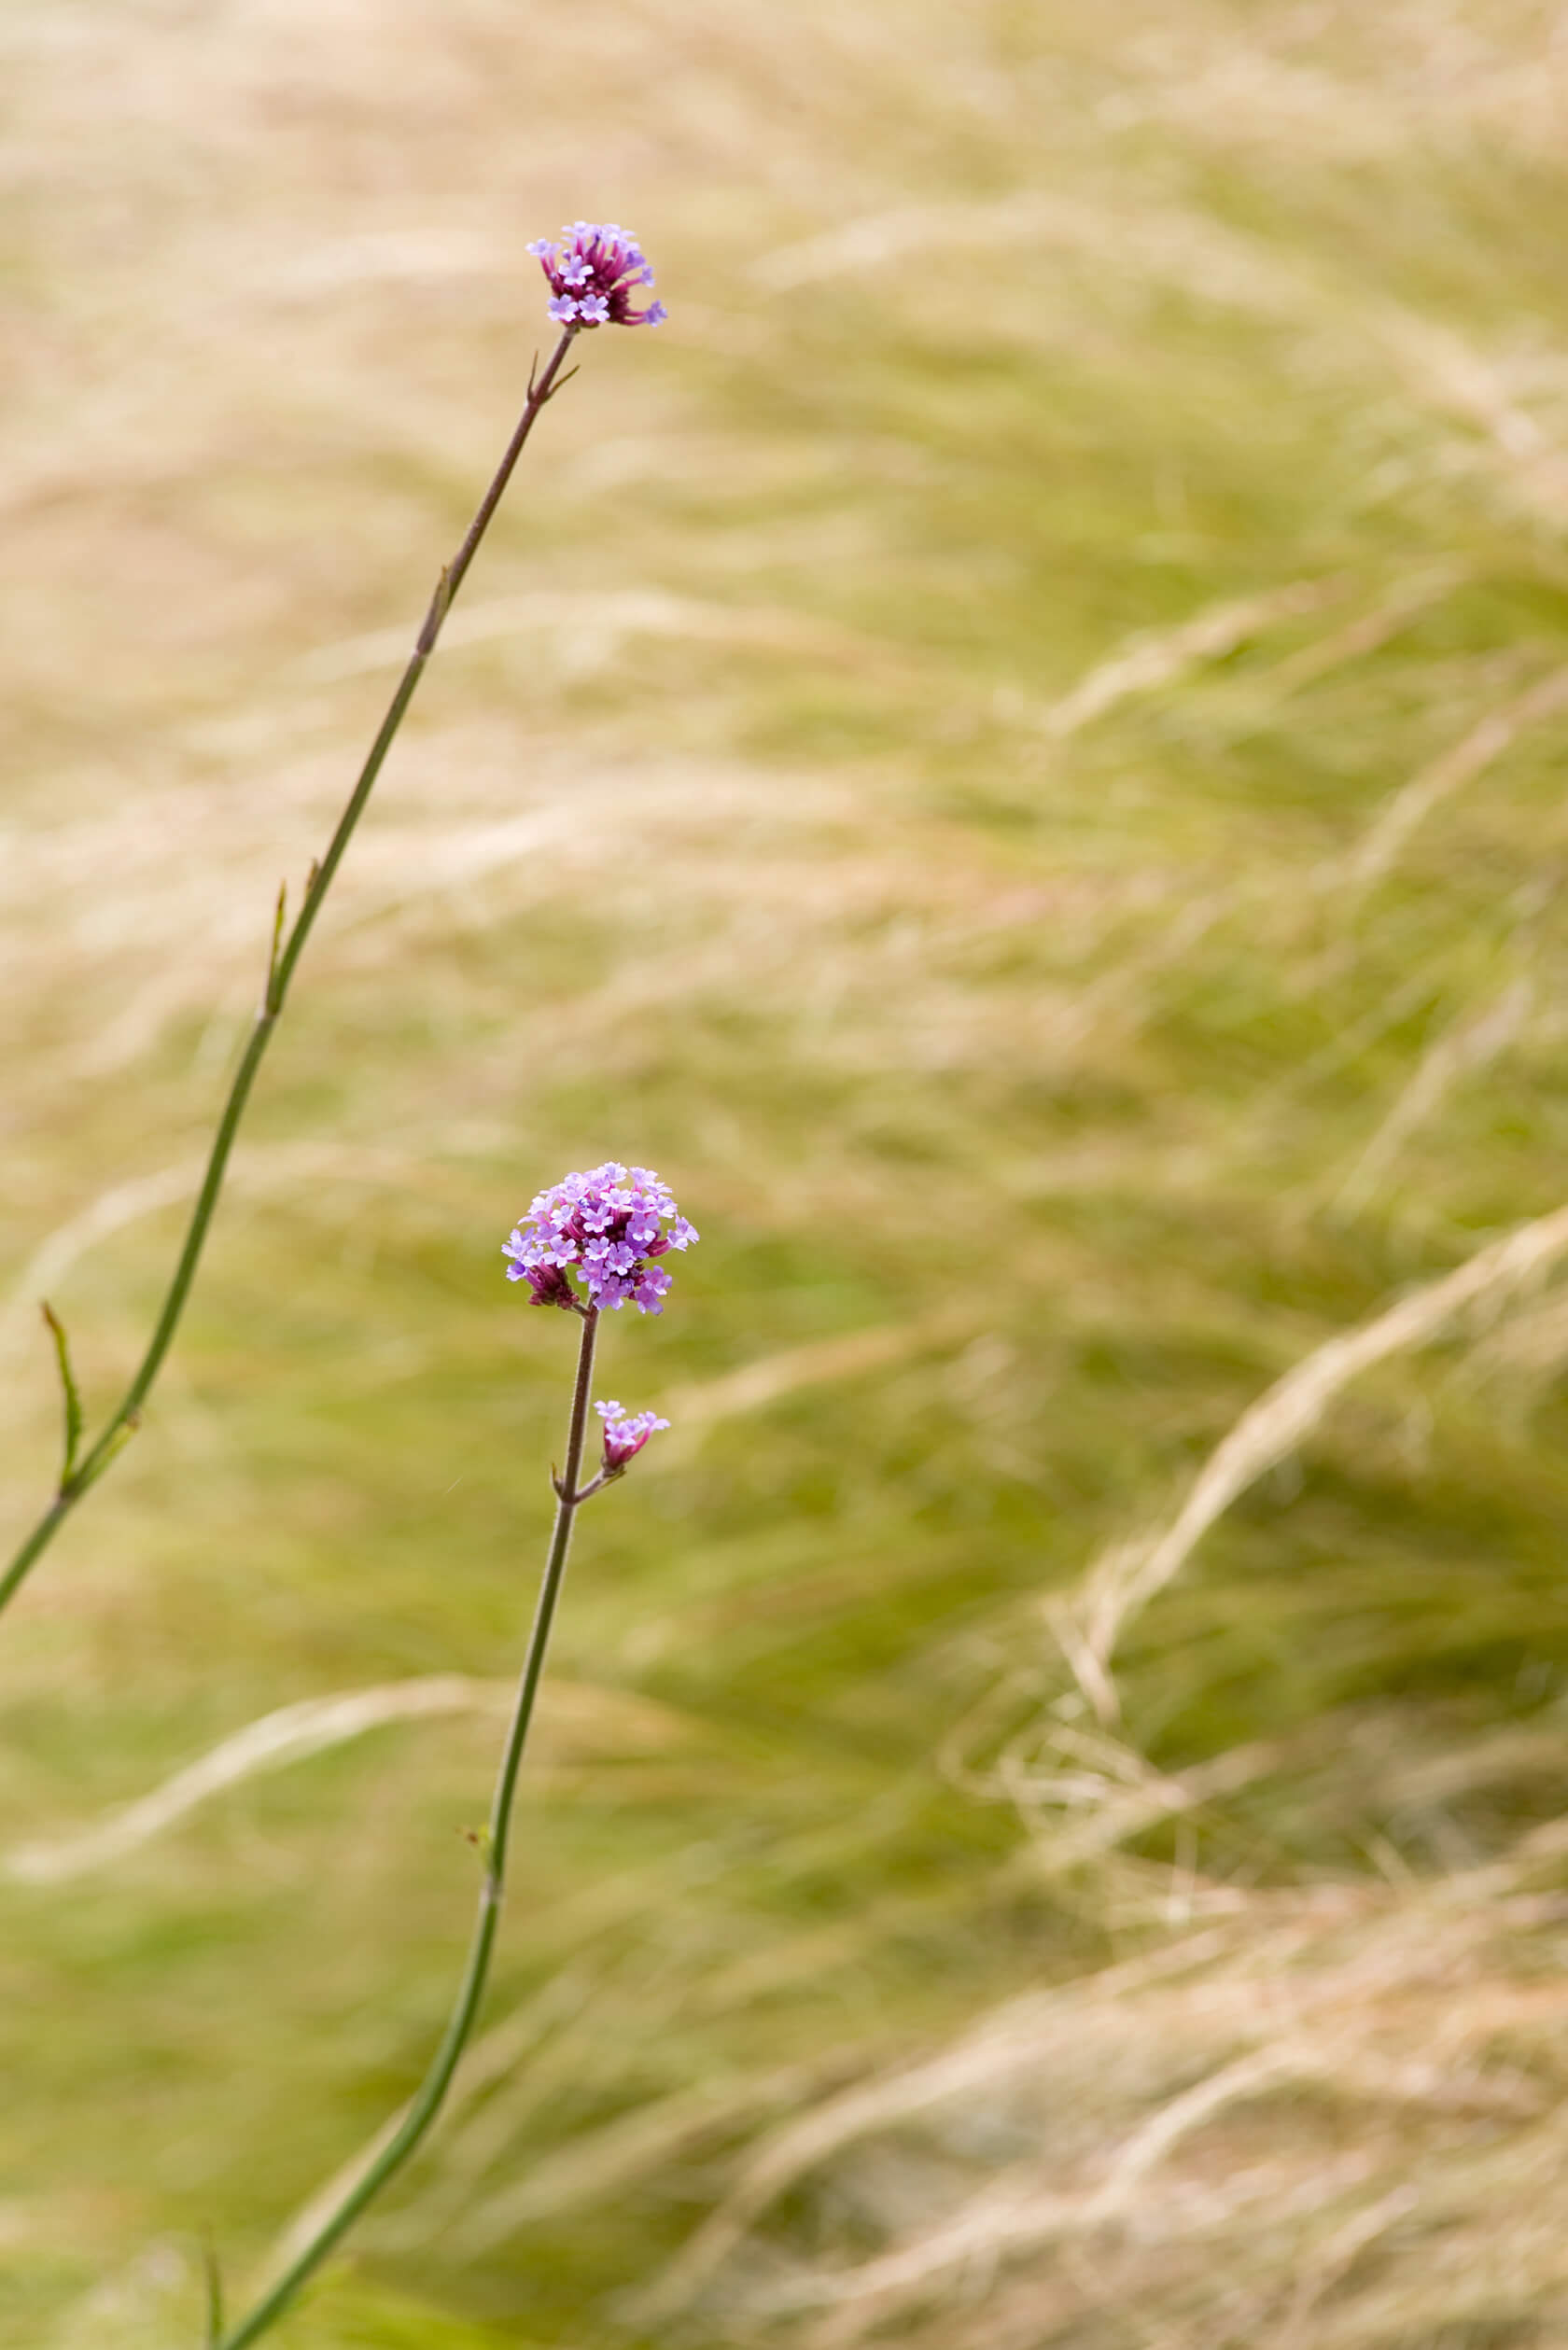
[595, 1400, 670, 1470]
[527, 223, 668, 329]
[504, 1162, 698, 1314]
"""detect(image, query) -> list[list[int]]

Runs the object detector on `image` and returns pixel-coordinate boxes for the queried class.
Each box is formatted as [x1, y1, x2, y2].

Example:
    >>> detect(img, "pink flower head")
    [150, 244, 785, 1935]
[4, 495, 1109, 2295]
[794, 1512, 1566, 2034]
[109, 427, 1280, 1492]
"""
[595, 1399, 670, 1470]
[525, 223, 667, 329]
[504, 1162, 697, 1314]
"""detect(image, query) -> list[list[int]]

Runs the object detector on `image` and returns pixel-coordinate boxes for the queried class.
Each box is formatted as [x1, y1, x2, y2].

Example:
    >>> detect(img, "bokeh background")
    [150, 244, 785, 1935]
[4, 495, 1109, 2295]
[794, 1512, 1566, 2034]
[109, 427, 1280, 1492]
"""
[6, 3, 1568, 2344]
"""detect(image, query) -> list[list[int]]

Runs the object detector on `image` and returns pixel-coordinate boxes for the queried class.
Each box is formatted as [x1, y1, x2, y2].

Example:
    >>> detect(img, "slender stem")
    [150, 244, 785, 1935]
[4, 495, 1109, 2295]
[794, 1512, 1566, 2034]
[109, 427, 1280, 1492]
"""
[215, 1305, 600, 2350]
[0, 328, 580, 1626]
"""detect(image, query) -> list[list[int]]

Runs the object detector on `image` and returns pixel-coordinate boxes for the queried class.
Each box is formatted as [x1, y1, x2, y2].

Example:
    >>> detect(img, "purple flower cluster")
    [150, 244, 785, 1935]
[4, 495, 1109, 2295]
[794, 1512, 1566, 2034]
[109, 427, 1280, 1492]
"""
[526, 223, 667, 330]
[504, 1163, 697, 1314]
[595, 1400, 670, 1469]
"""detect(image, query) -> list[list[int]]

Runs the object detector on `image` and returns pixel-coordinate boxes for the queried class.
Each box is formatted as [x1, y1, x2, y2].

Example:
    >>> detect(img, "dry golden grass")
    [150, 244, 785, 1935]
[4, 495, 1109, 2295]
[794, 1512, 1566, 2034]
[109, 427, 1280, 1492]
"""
[7, 3, 1568, 2347]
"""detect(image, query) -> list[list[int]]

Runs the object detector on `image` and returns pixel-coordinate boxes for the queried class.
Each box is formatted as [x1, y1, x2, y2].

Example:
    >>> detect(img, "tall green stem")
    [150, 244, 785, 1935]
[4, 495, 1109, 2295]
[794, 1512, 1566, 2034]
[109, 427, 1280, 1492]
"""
[215, 1305, 600, 2349]
[0, 328, 579, 1625]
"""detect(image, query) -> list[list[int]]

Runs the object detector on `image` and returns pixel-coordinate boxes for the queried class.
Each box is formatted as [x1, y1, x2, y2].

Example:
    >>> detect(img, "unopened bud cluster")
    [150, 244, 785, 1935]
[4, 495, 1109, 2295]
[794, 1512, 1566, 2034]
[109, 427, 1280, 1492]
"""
[526, 223, 667, 329]
[595, 1401, 669, 1470]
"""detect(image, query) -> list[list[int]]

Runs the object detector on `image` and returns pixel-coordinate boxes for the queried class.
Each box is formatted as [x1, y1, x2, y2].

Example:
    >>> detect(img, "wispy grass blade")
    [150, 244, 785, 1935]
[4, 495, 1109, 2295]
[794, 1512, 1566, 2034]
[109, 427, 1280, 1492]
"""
[202, 2241, 225, 2349]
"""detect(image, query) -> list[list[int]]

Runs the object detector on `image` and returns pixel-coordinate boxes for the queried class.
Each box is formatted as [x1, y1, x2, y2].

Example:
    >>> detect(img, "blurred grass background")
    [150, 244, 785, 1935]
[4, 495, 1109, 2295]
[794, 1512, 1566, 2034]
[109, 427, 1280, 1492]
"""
[5, 1, 1568, 2343]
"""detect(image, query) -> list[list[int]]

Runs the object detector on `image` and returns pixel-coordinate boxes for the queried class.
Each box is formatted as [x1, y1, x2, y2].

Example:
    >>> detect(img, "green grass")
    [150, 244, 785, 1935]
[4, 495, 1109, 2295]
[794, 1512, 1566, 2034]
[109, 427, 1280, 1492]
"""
[7, 2, 1568, 2344]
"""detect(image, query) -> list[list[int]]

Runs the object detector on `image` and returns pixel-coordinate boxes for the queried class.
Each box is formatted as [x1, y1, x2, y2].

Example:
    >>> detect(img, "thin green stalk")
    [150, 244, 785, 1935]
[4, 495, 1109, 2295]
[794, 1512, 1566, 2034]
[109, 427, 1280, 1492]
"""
[0, 326, 580, 1626]
[215, 1304, 601, 2350]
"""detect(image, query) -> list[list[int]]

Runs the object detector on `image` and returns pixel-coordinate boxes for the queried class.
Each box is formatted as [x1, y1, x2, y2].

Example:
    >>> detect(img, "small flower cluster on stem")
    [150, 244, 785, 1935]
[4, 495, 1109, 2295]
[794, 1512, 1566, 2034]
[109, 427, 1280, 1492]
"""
[505, 1161, 696, 1316]
[557, 1400, 671, 1504]
[526, 222, 667, 329]
[596, 1401, 669, 1470]
[0, 229, 609, 1630]
[185, 212, 674, 2343]
[210, 1161, 692, 2347]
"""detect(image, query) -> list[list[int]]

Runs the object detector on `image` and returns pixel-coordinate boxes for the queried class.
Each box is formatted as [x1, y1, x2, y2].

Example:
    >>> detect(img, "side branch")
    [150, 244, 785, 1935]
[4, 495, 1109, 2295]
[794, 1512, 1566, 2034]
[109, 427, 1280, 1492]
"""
[0, 328, 580, 1626]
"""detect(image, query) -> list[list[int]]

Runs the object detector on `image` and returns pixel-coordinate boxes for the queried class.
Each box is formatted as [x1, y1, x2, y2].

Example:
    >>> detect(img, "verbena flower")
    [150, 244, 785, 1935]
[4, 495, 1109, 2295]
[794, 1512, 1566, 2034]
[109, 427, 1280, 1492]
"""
[504, 1162, 697, 1314]
[526, 223, 667, 329]
[595, 1400, 670, 1469]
